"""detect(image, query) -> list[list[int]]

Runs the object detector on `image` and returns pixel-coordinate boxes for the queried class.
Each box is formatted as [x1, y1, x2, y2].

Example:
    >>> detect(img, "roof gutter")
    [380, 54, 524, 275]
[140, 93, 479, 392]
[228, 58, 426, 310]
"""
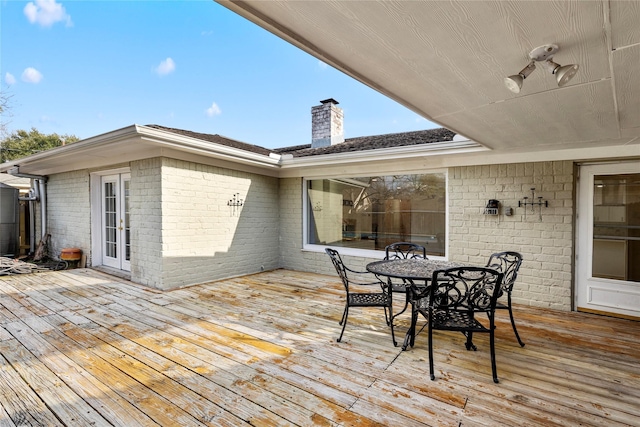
[7, 166, 48, 182]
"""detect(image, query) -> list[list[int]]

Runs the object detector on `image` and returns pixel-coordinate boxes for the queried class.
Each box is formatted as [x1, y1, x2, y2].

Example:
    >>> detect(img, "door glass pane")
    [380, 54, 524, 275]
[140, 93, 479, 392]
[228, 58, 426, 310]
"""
[592, 173, 640, 282]
[124, 179, 131, 261]
[104, 182, 117, 257]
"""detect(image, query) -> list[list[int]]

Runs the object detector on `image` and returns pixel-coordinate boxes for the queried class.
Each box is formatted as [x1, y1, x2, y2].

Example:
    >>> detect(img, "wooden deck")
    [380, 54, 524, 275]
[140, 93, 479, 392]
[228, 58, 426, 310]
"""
[0, 268, 638, 426]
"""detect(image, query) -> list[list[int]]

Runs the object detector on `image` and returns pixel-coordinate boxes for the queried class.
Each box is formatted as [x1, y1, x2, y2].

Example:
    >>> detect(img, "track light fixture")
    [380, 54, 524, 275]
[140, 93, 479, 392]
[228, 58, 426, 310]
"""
[541, 59, 580, 87]
[504, 61, 536, 94]
[504, 44, 579, 93]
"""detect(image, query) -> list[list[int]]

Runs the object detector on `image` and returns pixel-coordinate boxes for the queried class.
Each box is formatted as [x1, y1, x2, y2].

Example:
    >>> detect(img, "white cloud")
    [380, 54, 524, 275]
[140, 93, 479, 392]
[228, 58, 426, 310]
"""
[24, 0, 72, 28]
[22, 67, 43, 84]
[5, 72, 16, 85]
[318, 60, 328, 70]
[154, 58, 176, 76]
[205, 102, 221, 117]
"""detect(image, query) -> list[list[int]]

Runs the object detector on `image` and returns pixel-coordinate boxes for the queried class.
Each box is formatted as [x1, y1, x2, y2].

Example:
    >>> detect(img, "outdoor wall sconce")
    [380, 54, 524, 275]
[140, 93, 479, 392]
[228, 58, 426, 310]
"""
[504, 44, 579, 94]
[227, 193, 244, 215]
[484, 199, 500, 216]
[519, 187, 548, 221]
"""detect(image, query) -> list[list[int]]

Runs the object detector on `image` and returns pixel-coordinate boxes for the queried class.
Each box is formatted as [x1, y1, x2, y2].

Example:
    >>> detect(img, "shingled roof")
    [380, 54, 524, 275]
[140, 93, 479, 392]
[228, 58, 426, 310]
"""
[274, 128, 456, 157]
[147, 124, 456, 159]
[145, 124, 273, 156]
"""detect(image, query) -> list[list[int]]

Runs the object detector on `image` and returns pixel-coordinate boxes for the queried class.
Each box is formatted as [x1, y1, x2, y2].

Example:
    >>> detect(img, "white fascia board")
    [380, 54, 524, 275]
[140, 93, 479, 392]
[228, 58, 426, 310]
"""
[136, 126, 281, 169]
[0, 125, 141, 172]
[279, 139, 487, 169]
[432, 141, 640, 168]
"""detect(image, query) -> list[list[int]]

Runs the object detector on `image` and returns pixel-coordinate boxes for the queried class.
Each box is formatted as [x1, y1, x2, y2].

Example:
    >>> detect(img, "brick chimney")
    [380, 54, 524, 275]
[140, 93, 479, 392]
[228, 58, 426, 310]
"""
[311, 98, 344, 148]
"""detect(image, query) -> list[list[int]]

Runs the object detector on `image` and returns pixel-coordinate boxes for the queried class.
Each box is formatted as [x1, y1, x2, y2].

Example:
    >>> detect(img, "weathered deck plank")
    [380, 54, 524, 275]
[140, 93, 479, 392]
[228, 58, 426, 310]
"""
[0, 329, 112, 427]
[0, 268, 639, 426]
[0, 343, 64, 427]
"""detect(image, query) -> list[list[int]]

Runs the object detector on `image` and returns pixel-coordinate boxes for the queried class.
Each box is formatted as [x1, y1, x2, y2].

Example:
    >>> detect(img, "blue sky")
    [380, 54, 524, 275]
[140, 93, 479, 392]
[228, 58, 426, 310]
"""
[1, 0, 436, 149]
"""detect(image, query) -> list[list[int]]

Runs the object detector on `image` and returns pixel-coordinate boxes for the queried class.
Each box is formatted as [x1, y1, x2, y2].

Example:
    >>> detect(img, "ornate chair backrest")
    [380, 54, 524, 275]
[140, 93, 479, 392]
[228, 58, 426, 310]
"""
[325, 248, 350, 291]
[485, 251, 523, 293]
[385, 242, 427, 260]
[430, 267, 503, 313]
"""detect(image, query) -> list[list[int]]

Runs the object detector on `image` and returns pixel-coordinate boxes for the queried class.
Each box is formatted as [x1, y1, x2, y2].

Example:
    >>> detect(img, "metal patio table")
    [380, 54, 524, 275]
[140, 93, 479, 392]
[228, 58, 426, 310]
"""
[366, 258, 466, 349]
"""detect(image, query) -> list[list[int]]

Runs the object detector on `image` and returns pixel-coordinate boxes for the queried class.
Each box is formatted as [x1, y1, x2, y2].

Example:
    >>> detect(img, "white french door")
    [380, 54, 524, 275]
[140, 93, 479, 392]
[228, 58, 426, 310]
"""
[577, 163, 640, 318]
[101, 173, 131, 271]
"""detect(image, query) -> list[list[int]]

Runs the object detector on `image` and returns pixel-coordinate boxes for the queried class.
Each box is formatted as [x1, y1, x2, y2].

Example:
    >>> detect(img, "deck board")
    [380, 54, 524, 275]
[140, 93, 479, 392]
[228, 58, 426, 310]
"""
[1, 268, 639, 426]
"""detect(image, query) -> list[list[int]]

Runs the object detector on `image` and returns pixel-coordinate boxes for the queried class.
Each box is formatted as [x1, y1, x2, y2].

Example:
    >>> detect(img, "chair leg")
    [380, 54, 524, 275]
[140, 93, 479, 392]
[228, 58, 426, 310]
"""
[339, 303, 347, 326]
[383, 279, 393, 326]
[507, 294, 525, 347]
[390, 291, 409, 345]
[393, 282, 411, 318]
[464, 331, 477, 351]
[409, 305, 419, 348]
[388, 305, 397, 347]
[490, 327, 499, 383]
[337, 306, 349, 342]
[402, 301, 420, 350]
[428, 318, 435, 380]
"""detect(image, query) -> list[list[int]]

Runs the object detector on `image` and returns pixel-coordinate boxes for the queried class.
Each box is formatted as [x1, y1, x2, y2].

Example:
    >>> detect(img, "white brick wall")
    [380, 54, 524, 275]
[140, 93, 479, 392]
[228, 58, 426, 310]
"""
[158, 158, 280, 289]
[40, 157, 576, 310]
[130, 158, 163, 287]
[449, 161, 574, 311]
[39, 158, 280, 290]
[281, 161, 575, 311]
[46, 171, 91, 262]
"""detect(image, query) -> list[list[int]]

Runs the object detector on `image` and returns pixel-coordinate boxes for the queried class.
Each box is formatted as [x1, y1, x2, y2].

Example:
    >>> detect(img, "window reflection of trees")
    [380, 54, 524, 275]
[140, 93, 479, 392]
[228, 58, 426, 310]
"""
[308, 174, 446, 256]
[351, 175, 446, 211]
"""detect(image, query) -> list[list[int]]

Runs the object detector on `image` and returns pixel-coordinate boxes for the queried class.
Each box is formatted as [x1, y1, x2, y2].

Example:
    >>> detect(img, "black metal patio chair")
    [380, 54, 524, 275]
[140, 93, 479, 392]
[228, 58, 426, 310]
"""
[486, 251, 525, 346]
[385, 242, 427, 261]
[406, 266, 503, 383]
[383, 242, 428, 326]
[325, 248, 395, 345]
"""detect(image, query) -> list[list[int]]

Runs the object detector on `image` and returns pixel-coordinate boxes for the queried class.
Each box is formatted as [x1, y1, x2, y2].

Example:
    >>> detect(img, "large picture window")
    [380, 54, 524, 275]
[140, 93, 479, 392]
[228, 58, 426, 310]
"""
[306, 173, 447, 256]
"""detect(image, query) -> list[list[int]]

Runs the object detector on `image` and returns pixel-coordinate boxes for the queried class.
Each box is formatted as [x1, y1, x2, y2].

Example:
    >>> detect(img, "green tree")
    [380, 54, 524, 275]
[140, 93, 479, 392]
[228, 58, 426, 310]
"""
[0, 128, 79, 162]
[0, 90, 10, 138]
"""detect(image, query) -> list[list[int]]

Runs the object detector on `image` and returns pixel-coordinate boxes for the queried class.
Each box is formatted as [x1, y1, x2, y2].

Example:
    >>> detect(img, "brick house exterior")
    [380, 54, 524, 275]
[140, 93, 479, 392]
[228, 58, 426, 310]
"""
[43, 157, 280, 290]
[1, 101, 637, 318]
[278, 160, 575, 312]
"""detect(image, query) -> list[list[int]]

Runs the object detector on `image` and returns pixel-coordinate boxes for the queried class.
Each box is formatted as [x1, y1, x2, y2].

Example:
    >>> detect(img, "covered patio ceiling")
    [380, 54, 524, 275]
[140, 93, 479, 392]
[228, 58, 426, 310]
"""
[217, 0, 640, 157]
